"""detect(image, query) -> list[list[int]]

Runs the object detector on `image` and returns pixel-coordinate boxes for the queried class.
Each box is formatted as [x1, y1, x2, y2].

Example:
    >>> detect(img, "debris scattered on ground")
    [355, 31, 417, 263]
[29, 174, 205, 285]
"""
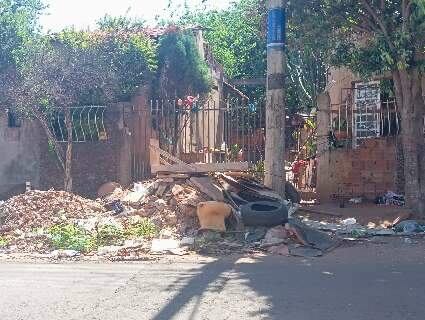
[297, 210, 425, 242]
[375, 191, 405, 206]
[342, 218, 357, 225]
[348, 197, 362, 204]
[0, 190, 106, 234]
[4, 168, 419, 261]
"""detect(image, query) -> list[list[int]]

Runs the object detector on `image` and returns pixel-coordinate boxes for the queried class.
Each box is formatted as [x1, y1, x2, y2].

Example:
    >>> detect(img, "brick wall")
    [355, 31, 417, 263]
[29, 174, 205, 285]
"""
[320, 137, 396, 201]
[39, 108, 123, 198]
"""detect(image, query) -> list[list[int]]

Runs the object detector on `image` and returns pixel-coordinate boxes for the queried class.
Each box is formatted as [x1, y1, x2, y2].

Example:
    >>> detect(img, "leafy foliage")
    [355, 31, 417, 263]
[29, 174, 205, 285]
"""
[97, 14, 145, 32]
[96, 224, 125, 246]
[181, 0, 329, 110]
[0, 0, 44, 72]
[182, 0, 267, 101]
[156, 30, 211, 97]
[125, 219, 157, 238]
[48, 224, 95, 253]
[292, 0, 425, 77]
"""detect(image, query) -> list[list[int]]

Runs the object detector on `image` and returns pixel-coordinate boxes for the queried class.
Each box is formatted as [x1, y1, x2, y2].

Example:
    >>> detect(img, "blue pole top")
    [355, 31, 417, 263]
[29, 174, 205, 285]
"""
[267, 8, 286, 47]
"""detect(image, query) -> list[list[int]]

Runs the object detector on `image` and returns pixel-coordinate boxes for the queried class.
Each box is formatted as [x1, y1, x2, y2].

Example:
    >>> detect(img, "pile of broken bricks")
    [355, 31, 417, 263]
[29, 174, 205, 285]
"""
[0, 145, 341, 259]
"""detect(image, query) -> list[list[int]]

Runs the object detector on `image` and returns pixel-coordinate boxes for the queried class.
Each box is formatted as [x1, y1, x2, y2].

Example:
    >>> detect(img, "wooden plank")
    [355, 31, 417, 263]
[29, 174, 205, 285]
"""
[151, 162, 249, 174]
[190, 177, 225, 202]
[150, 138, 160, 167]
[156, 173, 190, 179]
[149, 144, 195, 170]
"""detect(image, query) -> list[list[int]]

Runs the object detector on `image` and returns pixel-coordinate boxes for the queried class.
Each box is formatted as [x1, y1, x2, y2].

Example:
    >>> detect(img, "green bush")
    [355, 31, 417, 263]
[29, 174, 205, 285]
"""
[126, 219, 157, 239]
[48, 224, 95, 253]
[96, 224, 125, 246]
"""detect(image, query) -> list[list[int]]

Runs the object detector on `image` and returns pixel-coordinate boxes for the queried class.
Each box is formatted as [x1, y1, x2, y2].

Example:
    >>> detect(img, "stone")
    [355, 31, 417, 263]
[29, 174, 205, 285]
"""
[159, 229, 174, 239]
[129, 216, 144, 225]
[50, 249, 80, 258]
[180, 237, 195, 246]
[171, 184, 185, 196]
[150, 239, 180, 253]
[75, 218, 99, 232]
[267, 244, 289, 255]
[265, 225, 290, 242]
[123, 238, 146, 248]
[97, 246, 122, 256]
[154, 199, 167, 208]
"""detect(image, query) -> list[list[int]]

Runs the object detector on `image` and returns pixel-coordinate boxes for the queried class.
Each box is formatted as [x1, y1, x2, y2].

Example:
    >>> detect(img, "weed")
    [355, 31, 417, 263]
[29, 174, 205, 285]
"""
[96, 224, 125, 246]
[0, 237, 8, 247]
[126, 219, 157, 239]
[48, 224, 95, 253]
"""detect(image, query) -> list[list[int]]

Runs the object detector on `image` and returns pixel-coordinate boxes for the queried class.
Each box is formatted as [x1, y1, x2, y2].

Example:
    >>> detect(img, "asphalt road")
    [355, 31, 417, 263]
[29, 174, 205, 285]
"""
[1, 238, 425, 320]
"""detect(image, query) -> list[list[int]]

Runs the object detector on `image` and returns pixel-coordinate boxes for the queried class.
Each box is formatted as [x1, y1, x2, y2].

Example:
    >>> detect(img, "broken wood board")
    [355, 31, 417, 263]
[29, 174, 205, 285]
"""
[151, 162, 249, 174]
[156, 173, 190, 180]
[149, 139, 160, 167]
[190, 177, 225, 202]
[149, 144, 195, 171]
[298, 207, 343, 217]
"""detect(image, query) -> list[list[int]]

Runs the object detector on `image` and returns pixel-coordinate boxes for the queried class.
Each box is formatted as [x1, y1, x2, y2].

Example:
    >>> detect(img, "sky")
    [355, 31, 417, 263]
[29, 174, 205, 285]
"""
[39, 0, 230, 32]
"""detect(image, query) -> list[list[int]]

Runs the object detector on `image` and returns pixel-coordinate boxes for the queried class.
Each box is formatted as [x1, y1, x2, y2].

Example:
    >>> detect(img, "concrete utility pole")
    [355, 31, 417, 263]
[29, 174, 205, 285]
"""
[264, 0, 286, 196]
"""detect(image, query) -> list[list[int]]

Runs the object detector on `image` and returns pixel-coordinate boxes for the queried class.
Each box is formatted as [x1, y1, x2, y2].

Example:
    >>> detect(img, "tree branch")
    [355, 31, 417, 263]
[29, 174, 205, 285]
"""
[360, 0, 397, 51]
[402, 0, 413, 33]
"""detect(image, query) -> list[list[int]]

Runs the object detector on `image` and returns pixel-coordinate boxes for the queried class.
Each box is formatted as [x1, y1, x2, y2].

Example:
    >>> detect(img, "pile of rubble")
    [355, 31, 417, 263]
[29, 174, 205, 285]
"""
[0, 173, 351, 260]
[0, 190, 106, 234]
[0, 175, 235, 258]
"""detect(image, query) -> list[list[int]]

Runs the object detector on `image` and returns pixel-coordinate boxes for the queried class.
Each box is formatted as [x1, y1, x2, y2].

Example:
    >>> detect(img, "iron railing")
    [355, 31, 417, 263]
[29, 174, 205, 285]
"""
[49, 106, 107, 142]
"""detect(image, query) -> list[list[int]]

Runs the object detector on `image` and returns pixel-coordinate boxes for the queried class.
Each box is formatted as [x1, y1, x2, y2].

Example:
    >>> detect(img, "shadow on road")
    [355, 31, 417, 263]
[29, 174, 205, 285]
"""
[150, 254, 298, 320]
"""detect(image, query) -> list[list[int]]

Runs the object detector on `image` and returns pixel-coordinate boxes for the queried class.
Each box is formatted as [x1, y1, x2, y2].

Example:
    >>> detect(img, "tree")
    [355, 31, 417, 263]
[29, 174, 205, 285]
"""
[180, 0, 329, 110]
[0, 0, 44, 72]
[14, 37, 116, 191]
[155, 30, 211, 98]
[8, 29, 157, 192]
[0, 0, 44, 108]
[293, 0, 425, 215]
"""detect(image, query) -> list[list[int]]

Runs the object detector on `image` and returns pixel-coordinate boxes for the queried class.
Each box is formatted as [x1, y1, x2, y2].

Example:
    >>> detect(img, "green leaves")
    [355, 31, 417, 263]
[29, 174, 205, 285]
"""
[156, 30, 211, 97]
[302, 0, 425, 76]
[0, 0, 44, 71]
[48, 224, 95, 253]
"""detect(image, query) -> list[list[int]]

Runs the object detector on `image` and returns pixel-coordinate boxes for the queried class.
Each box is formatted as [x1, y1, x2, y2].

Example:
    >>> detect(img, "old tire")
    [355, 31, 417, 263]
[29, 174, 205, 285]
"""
[285, 182, 301, 204]
[241, 201, 288, 227]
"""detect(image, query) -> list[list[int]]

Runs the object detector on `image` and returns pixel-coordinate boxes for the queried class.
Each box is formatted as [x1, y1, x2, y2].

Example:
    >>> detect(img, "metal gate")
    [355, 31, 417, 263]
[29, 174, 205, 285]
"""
[150, 99, 266, 165]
